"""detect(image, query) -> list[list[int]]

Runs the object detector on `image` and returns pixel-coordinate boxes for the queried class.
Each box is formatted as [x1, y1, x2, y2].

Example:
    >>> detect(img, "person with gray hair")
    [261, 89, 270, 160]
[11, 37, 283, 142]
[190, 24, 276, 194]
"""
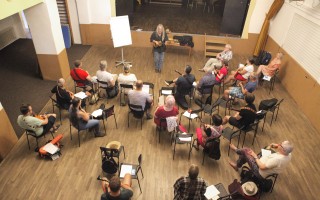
[200, 44, 232, 72]
[118, 64, 137, 94]
[51, 78, 75, 109]
[229, 141, 293, 179]
[173, 164, 207, 199]
[150, 24, 168, 73]
[96, 60, 118, 98]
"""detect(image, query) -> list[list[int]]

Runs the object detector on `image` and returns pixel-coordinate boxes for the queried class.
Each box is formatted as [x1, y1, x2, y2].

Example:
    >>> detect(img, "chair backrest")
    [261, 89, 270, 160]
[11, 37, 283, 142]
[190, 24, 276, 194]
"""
[159, 118, 167, 127]
[104, 105, 115, 119]
[74, 79, 88, 87]
[128, 104, 144, 118]
[143, 82, 154, 89]
[204, 137, 221, 160]
[273, 98, 284, 110]
[120, 84, 134, 89]
[97, 79, 109, 89]
[176, 133, 193, 143]
[138, 154, 142, 166]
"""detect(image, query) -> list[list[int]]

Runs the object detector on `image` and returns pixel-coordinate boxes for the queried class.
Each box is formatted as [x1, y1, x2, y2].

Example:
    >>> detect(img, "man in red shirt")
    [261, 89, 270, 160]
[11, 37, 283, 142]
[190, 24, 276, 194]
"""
[70, 60, 93, 87]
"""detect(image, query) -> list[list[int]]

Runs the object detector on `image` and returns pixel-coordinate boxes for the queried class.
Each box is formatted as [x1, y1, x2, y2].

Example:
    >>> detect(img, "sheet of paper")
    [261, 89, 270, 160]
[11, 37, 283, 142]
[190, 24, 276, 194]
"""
[193, 82, 197, 87]
[43, 143, 59, 155]
[162, 90, 172, 95]
[179, 137, 192, 142]
[120, 164, 133, 178]
[91, 109, 103, 118]
[204, 185, 220, 200]
[261, 149, 272, 157]
[74, 91, 87, 99]
[183, 111, 198, 119]
[142, 84, 150, 94]
[263, 75, 271, 81]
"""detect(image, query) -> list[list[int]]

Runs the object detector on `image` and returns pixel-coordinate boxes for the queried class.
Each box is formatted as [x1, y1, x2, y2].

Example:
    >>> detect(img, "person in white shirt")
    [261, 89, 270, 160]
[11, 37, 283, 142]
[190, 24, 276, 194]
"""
[96, 60, 117, 87]
[224, 58, 255, 85]
[200, 44, 233, 72]
[229, 141, 293, 179]
[128, 80, 153, 119]
[118, 64, 137, 94]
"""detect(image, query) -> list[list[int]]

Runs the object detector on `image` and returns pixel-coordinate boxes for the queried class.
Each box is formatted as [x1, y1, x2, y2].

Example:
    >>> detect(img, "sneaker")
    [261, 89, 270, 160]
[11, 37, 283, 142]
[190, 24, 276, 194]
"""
[146, 113, 153, 120]
[165, 80, 172, 86]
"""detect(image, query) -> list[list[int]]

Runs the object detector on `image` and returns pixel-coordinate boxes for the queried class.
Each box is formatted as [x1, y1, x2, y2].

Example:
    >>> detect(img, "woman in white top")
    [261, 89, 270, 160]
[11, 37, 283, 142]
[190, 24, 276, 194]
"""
[224, 58, 255, 85]
[118, 64, 137, 94]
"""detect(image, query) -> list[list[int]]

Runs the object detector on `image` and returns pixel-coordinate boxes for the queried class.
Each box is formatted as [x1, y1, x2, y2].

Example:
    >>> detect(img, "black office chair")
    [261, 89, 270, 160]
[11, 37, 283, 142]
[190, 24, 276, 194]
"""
[193, 136, 221, 165]
[128, 104, 144, 130]
[173, 133, 193, 160]
[25, 129, 54, 150]
[100, 146, 126, 169]
[221, 126, 243, 156]
[49, 96, 68, 125]
[103, 105, 118, 129]
[120, 154, 144, 193]
[119, 84, 134, 106]
[97, 79, 109, 100]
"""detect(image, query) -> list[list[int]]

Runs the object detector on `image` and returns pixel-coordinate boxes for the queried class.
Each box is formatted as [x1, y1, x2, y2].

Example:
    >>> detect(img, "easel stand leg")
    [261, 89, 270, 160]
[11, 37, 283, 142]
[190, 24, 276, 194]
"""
[115, 48, 131, 67]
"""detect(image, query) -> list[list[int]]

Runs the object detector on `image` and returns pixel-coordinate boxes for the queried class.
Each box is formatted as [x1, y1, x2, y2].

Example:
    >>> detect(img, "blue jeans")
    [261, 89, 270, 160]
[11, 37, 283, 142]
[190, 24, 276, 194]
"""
[78, 119, 100, 135]
[154, 51, 165, 70]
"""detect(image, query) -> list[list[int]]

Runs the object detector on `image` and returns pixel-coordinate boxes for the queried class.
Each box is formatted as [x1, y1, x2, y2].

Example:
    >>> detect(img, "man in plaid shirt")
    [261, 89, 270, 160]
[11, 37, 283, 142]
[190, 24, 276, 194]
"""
[173, 164, 208, 200]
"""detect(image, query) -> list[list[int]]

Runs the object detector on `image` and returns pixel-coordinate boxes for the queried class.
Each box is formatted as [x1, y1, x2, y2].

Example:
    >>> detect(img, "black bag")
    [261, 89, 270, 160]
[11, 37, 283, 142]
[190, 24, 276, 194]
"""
[255, 51, 272, 65]
[205, 138, 221, 160]
[173, 35, 194, 47]
[259, 98, 278, 110]
[102, 157, 118, 174]
[259, 179, 273, 193]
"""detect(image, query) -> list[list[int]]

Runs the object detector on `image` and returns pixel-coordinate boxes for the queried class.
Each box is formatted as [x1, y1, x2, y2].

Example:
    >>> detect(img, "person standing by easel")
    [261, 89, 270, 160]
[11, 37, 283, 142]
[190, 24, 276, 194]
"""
[150, 24, 168, 73]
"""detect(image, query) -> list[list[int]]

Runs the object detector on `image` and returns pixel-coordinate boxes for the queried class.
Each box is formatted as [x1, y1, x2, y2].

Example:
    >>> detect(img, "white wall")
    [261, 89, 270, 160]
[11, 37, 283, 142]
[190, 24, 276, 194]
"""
[248, 0, 274, 33]
[76, 0, 112, 24]
[24, 0, 65, 54]
[66, 0, 81, 44]
[0, 13, 26, 49]
[269, 2, 320, 46]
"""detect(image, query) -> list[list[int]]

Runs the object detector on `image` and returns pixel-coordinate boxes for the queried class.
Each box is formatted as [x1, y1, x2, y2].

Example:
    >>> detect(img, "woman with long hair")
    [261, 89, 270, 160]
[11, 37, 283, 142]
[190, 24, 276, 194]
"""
[150, 24, 168, 73]
[69, 97, 105, 137]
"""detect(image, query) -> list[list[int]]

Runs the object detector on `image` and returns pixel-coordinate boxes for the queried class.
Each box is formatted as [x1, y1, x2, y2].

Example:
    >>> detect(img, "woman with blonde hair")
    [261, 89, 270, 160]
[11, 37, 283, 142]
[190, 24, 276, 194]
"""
[150, 24, 168, 73]
[256, 52, 283, 78]
[154, 95, 179, 128]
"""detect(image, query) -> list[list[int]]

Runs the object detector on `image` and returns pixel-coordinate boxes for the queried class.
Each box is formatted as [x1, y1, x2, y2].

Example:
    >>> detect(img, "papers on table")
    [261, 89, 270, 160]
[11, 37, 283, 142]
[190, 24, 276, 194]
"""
[43, 143, 59, 155]
[204, 185, 220, 200]
[263, 75, 271, 81]
[142, 84, 150, 94]
[74, 91, 87, 99]
[91, 109, 103, 118]
[183, 111, 198, 119]
[261, 149, 272, 157]
[120, 164, 133, 178]
[162, 90, 172, 95]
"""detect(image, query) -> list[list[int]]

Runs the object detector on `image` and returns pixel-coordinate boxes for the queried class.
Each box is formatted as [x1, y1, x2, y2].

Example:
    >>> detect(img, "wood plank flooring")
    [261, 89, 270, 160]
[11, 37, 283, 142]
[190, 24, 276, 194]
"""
[0, 45, 319, 200]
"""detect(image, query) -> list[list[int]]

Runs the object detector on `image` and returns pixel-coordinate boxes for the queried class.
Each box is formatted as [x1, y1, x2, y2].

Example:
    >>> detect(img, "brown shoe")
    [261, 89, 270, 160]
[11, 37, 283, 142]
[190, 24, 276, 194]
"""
[229, 161, 238, 172]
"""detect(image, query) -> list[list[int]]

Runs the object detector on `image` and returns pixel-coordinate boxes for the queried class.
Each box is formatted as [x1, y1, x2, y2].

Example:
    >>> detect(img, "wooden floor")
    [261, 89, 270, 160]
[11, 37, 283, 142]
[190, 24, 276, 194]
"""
[0, 45, 319, 200]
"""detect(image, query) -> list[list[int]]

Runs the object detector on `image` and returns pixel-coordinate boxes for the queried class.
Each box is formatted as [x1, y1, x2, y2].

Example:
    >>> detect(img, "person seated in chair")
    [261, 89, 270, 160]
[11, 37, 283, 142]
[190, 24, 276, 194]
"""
[256, 52, 283, 79]
[194, 67, 215, 102]
[17, 104, 58, 137]
[174, 164, 207, 199]
[118, 64, 137, 94]
[100, 174, 133, 200]
[223, 72, 258, 102]
[222, 94, 257, 129]
[96, 60, 118, 98]
[224, 58, 255, 85]
[193, 114, 223, 150]
[154, 95, 179, 129]
[128, 80, 153, 119]
[228, 140, 293, 179]
[51, 78, 86, 110]
[69, 97, 105, 137]
[200, 44, 232, 72]
[212, 60, 229, 85]
[165, 65, 196, 110]
[70, 60, 94, 93]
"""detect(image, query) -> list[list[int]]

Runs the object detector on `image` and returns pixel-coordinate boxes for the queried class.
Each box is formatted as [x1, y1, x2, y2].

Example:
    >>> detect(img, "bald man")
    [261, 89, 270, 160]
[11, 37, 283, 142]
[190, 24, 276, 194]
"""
[128, 80, 153, 119]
